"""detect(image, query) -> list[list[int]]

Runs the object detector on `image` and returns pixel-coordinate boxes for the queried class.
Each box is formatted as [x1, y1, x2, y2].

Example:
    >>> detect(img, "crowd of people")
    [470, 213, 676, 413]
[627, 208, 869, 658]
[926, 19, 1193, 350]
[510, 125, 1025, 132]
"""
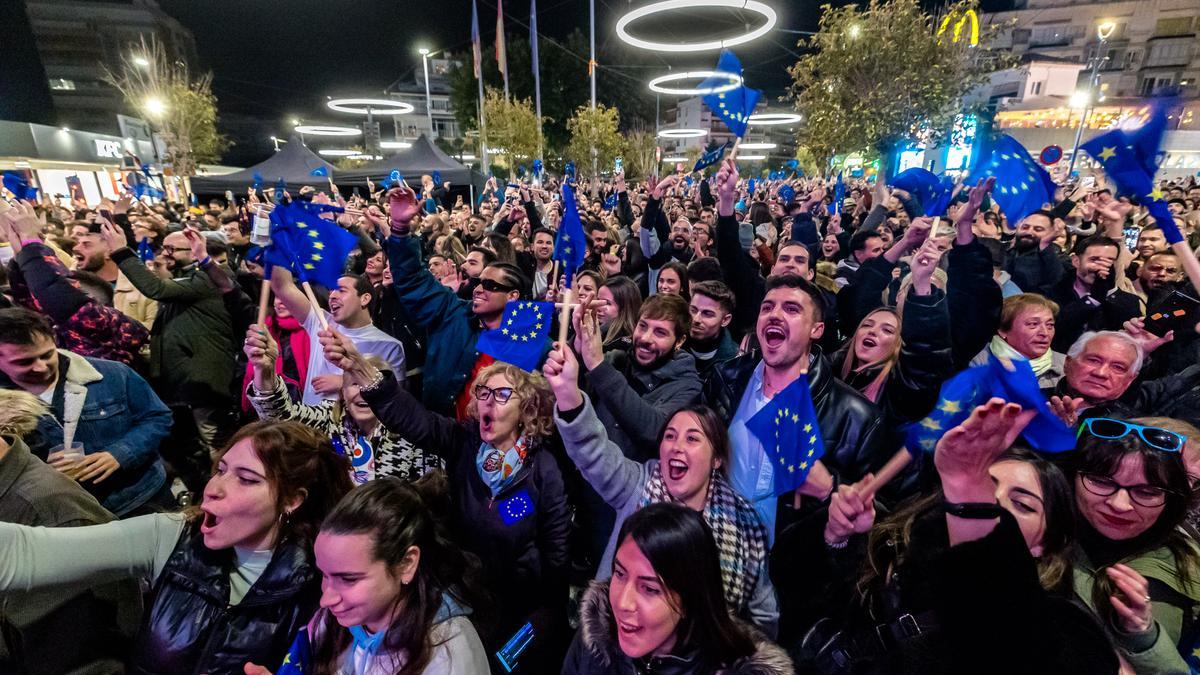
[0, 158, 1199, 674]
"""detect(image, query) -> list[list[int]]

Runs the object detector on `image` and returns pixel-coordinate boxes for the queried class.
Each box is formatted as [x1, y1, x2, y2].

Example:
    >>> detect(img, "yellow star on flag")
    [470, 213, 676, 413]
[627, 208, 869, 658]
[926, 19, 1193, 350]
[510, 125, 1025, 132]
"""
[938, 399, 961, 414]
[1098, 146, 1116, 161]
[920, 417, 941, 431]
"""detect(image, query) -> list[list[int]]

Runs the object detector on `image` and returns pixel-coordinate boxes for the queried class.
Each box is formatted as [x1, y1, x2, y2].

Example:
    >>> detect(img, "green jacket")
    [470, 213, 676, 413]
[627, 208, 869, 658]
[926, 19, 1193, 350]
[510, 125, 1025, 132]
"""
[1073, 543, 1200, 674]
[113, 248, 235, 405]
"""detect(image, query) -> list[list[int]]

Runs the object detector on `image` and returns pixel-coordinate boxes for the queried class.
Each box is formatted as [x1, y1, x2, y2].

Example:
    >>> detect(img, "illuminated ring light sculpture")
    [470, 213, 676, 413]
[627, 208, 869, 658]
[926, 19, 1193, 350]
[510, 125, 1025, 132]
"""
[294, 125, 362, 136]
[737, 142, 777, 149]
[662, 156, 688, 162]
[656, 128, 708, 138]
[326, 98, 414, 115]
[616, 0, 778, 52]
[648, 70, 742, 95]
[746, 113, 802, 126]
[735, 154, 767, 160]
[317, 149, 358, 157]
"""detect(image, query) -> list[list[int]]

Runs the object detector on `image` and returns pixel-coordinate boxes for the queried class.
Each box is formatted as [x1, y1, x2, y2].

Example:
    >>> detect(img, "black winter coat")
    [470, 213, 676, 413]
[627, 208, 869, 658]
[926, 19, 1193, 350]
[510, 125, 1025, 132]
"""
[361, 371, 571, 647]
[704, 347, 886, 515]
[129, 526, 317, 675]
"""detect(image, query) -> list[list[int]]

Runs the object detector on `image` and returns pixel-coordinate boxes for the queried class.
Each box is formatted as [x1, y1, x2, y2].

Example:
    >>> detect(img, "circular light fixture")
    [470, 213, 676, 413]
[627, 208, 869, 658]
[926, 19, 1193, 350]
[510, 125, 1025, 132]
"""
[616, 0, 778, 53]
[747, 113, 803, 126]
[380, 141, 413, 150]
[294, 125, 362, 136]
[737, 142, 777, 150]
[648, 70, 743, 95]
[318, 149, 358, 157]
[656, 128, 708, 138]
[735, 154, 767, 160]
[460, 154, 478, 160]
[662, 156, 688, 162]
[326, 98, 414, 115]
[349, 154, 383, 160]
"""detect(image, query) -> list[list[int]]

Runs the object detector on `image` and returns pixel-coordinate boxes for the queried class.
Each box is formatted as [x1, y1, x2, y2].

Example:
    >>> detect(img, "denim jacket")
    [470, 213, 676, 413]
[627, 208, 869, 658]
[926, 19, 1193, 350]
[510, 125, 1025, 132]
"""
[12, 349, 173, 516]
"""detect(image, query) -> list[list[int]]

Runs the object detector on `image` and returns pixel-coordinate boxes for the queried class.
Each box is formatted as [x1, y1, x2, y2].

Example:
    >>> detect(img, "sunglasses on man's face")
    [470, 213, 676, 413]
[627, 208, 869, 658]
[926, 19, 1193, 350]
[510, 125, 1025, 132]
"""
[479, 278, 516, 293]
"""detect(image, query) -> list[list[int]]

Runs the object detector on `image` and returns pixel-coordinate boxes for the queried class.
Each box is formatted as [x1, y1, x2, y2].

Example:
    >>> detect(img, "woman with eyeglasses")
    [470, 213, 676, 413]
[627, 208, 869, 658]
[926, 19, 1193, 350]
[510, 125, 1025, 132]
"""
[1070, 417, 1200, 674]
[319, 327, 572, 672]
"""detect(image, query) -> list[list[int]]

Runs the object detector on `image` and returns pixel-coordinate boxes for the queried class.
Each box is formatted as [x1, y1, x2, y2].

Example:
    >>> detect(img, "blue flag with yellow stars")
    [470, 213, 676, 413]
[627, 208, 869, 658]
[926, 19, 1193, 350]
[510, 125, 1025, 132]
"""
[829, 172, 846, 216]
[971, 135, 1057, 227]
[3, 171, 38, 201]
[1081, 106, 1181, 244]
[555, 183, 587, 288]
[309, 165, 329, 178]
[276, 626, 311, 674]
[603, 192, 618, 211]
[701, 50, 762, 138]
[906, 354, 1075, 455]
[745, 374, 825, 496]
[476, 301, 553, 371]
[693, 141, 732, 174]
[890, 168, 954, 217]
[268, 201, 357, 287]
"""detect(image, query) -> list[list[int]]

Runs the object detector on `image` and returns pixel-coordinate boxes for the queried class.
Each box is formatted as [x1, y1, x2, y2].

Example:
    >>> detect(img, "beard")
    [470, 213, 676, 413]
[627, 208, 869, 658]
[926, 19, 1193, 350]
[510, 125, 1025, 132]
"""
[1013, 234, 1038, 252]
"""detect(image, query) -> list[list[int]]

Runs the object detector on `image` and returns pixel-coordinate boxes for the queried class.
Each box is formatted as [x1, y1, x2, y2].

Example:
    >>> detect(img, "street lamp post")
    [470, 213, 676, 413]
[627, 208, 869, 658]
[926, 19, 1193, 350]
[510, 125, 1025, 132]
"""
[1068, 21, 1116, 176]
[419, 48, 435, 138]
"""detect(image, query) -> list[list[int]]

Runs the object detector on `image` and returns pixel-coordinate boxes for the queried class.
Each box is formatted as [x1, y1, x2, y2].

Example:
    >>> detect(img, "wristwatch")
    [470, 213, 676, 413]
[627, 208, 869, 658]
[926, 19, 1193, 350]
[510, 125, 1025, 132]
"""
[942, 501, 1005, 519]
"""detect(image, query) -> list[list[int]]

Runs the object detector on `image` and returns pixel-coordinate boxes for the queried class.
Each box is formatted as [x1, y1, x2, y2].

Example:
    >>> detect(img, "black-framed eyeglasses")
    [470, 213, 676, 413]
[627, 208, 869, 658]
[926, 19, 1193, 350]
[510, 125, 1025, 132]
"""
[479, 278, 516, 293]
[474, 384, 515, 404]
[1079, 473, 1175, 508]
[1078, 417, 1187, 453]
[160, 245, 187, 255]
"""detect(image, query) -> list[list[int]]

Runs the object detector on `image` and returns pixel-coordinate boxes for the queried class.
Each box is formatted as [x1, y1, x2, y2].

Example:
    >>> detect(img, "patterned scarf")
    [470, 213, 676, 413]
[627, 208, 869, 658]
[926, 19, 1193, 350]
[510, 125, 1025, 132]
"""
[639, 464, 767, 613]
[989, 335, 1055, 376]
[476, 435, 532, 497]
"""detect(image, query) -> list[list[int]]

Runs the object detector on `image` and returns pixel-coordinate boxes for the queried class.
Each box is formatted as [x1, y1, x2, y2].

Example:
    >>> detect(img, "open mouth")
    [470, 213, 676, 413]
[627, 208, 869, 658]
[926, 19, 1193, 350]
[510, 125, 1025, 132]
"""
[617, 620, 641, 636]
[861, 336, 878, 350]
[762, 324, 787, 348]
[635, 345, 655, 362]
[200, 508, 221, 534]
[480, 413, 495, 435]
[667, 458, 689, 481]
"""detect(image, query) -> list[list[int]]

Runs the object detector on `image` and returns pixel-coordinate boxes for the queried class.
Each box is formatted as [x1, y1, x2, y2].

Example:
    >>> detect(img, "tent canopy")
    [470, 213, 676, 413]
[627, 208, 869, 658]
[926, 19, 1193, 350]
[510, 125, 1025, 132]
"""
[334, 134, 474, 186]
[190, 135, 334, 194]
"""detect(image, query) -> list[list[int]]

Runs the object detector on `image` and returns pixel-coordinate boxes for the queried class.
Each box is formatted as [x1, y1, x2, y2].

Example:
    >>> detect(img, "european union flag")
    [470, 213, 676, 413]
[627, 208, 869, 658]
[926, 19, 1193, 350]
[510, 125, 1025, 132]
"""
[829, 172, 845, 216]
[603, 192, 618, 211]
[498, 489, 535, 525]
[532, 159, 543, 178]
[745, 374, 825, 496]
[890, 168, 954, 217]
[747, 178, 757, 196]
[3, 171, 39, 201]
[1081, 105, 1181, 243]
[476, 301, 553, 371]
[971, 135, 1056, 227]
[564, 161, 576, 185]
[778, 184, 795, 204]
[906, 353, 1075, 455]
[379, 170, 402, 189]
[137, 238, 155, 263]
[252, 172, 264, 192]
[432, 170, 442, 186]
[701, 50, 762, 138]
[693, 141, 732, 173]
[276, 626, 311, 675]
[784, 159, 800, 172]
[268, 201, 358, 288]
[554, 183, 587, 288]
[309, 166, 329, 178]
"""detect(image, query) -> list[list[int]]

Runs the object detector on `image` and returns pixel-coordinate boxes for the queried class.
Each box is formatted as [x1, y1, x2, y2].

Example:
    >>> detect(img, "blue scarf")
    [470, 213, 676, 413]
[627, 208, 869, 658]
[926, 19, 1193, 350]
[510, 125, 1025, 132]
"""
[475, 435, 530, 496]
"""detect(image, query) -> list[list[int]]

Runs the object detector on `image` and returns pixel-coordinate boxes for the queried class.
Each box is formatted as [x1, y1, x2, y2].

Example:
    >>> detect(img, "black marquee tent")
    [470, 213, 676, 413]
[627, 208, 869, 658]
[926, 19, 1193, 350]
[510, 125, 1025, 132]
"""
[334, 134, 475, 186]
[190, 135, 335, 194]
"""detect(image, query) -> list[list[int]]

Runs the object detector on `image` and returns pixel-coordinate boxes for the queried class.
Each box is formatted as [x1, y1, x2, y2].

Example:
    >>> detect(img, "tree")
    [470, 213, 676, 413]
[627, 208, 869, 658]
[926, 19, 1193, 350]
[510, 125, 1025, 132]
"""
[565, 105, 625, 177]
[623, 123, 658, 180]
[103, 36, 230, 177]
[483, 88, 543, 176]
[787, 0, 1010, 173]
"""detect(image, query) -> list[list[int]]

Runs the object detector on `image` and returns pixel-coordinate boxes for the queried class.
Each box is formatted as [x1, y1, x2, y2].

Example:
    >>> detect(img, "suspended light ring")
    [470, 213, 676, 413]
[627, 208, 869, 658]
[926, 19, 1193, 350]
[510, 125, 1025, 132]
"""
[656, 128, 708, 138]
[326, 98, 414, 115]
[647, 70, 743, 95]
[616, 0, 778, 52]
[747, 113, 802, 126]
[294, 125, 362, 136]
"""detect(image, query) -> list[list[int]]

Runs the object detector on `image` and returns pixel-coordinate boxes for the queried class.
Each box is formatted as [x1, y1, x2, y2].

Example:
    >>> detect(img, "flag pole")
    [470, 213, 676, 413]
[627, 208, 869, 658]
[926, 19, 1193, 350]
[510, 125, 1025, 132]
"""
[727, 137, 743, 163]
[558, 288, 574, 346]
[859, 448, 911, 498]
[301, 281, 330, 331]
[531, 0, 544, 163]
[256, 279, 272, 326]
[1171, 240, 1200, 299]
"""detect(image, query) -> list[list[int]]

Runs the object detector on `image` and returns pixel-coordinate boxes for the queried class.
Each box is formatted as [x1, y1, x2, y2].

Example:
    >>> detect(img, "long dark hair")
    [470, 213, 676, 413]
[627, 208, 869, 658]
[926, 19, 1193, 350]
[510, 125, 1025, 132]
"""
[310, 473, 488, 675]
[613, 503, 756, 666]
[1070, 432, 1199, 583]
[655, 404, 731, 479]
[601, 276, 642, 347]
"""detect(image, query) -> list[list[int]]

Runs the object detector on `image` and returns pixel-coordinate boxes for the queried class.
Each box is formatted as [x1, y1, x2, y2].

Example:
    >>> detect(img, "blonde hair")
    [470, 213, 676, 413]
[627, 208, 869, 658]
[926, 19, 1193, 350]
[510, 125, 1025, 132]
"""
[0, 389, 48, 438]
[840, 307, 903, 403]
[466, 362, 555, 440]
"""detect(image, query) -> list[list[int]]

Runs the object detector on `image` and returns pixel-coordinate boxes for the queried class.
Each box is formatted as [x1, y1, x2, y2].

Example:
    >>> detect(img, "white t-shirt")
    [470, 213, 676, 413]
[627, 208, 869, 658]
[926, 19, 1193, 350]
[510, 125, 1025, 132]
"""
[301, 309, 406, 405]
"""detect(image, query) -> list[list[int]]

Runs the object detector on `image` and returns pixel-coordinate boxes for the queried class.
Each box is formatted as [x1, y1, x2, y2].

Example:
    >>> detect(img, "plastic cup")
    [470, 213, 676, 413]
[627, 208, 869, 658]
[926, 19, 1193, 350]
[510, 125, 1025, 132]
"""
[47, 442, 86, 478]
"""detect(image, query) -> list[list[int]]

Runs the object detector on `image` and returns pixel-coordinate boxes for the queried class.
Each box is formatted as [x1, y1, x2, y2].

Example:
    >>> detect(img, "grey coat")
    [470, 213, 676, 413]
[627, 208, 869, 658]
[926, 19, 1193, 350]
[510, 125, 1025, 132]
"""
[554, 395, 779, 636]
[587, 348, 702, 462]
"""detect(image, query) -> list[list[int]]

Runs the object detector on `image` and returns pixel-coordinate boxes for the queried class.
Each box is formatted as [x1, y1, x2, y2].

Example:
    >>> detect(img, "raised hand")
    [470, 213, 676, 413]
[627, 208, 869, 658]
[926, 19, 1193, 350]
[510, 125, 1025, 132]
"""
[650, 175, 678, 201]
[935, 398, 1035, 492]
[965, 177, 995, 212]
[1105, 564, 1154, 635]
[243, 324, 279, 372]
[183, 228, 208, 262]
[99, 220, 130, 252]
[1048, 395, 1084, 429]
[571, 298, 605, 371]
[1123, 317, 1174, 355]
[824, 477, 877, 546]
[910, 236, 947, 295]
[542, 341, 583, 410]
[386, 187, 419, 234]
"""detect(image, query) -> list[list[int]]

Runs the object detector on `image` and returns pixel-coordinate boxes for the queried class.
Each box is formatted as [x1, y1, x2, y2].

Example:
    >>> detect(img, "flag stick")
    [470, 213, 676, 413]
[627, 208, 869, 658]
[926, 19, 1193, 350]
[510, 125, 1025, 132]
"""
[727, 137, 743, 163]
[557, 287, 574, 346]
[256, 279, 272, 326]
[300, 281, 330, 331]
[1172, 240, 1200, 300]
[859, 448, 912, 498]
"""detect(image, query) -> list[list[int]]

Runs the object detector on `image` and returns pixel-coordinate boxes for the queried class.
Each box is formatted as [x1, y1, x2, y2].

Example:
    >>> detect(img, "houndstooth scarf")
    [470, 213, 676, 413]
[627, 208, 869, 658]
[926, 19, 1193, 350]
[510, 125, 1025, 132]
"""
[639, 464, 768, 613]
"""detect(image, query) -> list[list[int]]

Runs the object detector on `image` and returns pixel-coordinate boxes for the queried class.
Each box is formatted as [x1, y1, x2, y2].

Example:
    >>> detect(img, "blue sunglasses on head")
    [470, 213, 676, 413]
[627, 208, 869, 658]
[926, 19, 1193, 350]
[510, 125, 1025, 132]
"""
[1078, 417, 1187, 453]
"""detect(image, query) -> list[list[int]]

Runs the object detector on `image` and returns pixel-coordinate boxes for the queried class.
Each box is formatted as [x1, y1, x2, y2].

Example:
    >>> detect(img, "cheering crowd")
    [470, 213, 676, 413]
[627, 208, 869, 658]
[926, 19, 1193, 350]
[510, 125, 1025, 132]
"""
[1, 157, 1200, 675]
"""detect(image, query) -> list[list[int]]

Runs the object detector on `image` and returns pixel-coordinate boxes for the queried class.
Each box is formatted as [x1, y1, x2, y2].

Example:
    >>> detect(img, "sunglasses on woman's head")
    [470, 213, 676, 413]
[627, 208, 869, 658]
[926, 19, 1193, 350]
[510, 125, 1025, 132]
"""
[1078, 417, 1187, 453]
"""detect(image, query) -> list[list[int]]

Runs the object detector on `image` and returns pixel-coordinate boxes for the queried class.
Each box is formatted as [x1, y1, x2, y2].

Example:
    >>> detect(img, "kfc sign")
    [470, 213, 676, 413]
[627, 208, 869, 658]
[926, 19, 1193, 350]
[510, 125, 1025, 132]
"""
[94, 140, 122, 159]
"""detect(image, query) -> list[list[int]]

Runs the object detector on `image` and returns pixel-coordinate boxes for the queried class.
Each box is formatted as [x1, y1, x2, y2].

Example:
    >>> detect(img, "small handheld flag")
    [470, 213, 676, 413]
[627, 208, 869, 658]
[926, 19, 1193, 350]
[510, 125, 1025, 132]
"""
[970, 135, 1056, 226]
[554, 183, 586, 288]
[700, 50, 761, 139]
[829, 172, 845, 216]
[276, 626, 311, 675]
[603, 192, 618, 211]
[309, 166, 329, 178]
[137, 238, 155, 263]
[252, 172, 264, 193]
[267, 201, 358, 288]
[3, 172, 39, 201]
[889, 168, 954, 217]
[693, 142, 732, 173]
[745, 374, 825, 495]
[432, 170, 442, 186]
[778, 184, 795, 204]
[476, 301, 553, 371]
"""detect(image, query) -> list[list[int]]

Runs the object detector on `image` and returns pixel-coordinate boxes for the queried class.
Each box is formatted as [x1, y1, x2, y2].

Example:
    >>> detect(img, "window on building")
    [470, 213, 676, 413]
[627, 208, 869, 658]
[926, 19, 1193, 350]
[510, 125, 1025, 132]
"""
[1147, 41, 1193, 67]
[1154, 17, 1193, 37]
[1031, 81, 1043, 95]
[48, 78, 76, 90]
[1139, 76, 1176, 95]
[1030, 24, 1073, 47]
